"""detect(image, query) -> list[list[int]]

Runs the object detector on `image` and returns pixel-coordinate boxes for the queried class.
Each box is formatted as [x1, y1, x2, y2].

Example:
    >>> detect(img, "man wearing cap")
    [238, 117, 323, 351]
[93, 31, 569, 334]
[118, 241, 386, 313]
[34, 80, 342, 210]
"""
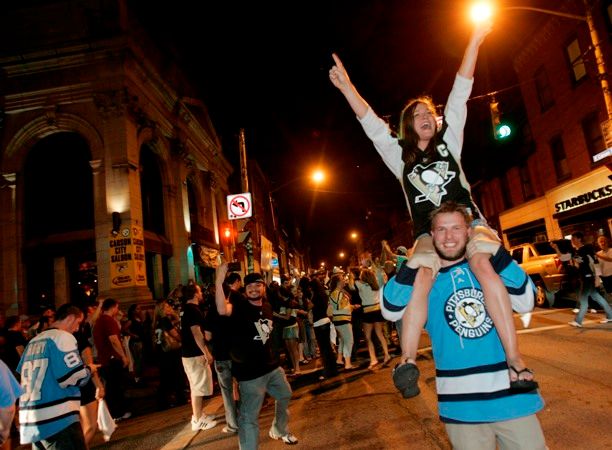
[216, 264, 298, 448]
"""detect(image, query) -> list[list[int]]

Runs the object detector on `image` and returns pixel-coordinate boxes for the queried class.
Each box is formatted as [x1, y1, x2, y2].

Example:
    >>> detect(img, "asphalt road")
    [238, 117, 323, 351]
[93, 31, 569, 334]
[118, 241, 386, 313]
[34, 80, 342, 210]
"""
[75, 307, 612, 450]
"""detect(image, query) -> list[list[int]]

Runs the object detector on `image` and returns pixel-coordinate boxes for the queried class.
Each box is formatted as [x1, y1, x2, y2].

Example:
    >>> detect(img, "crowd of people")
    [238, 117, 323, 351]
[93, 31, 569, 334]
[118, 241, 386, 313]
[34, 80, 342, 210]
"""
[0, 258, 406, 449]
[2, 15, 611, 450]
[1, 235, 609, 449]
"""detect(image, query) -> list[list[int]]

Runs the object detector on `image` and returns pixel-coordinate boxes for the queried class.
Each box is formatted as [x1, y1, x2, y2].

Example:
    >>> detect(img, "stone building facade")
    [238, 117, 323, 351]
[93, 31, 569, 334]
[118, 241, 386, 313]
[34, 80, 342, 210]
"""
[0, 1, 232, 313]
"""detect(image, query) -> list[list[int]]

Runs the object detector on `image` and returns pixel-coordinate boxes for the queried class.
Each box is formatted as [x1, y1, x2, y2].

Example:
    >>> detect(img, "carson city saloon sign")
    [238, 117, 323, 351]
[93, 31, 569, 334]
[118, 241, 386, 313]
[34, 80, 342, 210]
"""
[109, 224, 147, 288]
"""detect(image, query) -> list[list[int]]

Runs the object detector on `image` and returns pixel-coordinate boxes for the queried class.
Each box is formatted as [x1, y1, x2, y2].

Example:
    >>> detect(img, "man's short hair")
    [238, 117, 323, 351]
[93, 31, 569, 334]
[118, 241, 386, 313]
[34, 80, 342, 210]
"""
[571, 231, 584, 241]
[101, 298, 118, 312]
[55, 303, 84, 321]
[429, 201, 472, 227]
[183, 284, 198, 300]
[226, 272, 241, 285]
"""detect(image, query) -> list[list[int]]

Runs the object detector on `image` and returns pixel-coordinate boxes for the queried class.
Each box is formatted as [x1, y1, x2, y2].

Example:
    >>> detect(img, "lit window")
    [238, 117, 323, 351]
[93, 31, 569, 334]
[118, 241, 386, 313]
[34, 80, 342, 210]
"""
[566, 38, 586, 83]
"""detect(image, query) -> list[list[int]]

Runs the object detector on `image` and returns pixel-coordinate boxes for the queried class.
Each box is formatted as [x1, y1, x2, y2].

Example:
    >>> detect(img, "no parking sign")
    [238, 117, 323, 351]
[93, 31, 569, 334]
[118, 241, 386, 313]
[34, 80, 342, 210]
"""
[227, 193, 253, 220]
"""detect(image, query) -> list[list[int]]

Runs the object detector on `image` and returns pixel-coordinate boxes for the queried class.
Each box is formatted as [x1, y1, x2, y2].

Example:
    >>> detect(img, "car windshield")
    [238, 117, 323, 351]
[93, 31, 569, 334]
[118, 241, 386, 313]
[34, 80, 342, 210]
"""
[533, 241, 555, 255]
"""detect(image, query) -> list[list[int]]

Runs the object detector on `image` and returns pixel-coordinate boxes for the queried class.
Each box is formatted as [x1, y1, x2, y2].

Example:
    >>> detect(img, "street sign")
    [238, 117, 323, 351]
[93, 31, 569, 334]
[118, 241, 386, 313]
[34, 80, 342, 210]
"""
[593, 147, 611, 162]
[227, 193, 252, 220]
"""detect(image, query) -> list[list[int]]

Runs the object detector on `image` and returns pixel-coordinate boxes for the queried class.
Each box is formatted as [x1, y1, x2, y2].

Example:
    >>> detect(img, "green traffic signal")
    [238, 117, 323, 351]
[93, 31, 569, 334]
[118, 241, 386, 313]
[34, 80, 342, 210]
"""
[496, 123, 512, 139]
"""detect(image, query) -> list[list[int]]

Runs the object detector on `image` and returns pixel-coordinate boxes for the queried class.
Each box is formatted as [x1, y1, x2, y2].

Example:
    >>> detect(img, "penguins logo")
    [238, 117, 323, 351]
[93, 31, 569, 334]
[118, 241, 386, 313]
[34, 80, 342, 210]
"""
[407, 161, 456, 207]
[444, 288, 494, 339]
[254, 318, 273, 344]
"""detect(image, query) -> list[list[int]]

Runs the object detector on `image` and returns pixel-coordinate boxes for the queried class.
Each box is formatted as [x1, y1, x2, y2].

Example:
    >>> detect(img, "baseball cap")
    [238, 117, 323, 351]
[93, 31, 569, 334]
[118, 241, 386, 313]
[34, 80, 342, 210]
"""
[244, 272, 265, 286]
[396, 246, 408, 256]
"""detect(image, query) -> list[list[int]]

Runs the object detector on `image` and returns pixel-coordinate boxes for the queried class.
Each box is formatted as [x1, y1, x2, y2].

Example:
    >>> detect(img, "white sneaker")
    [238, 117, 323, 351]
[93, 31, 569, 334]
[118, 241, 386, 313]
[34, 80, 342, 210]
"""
[590, 309, 598, 314]
[599, 318, 612, 324]
[222, 425, 238, 433]
[572, 308, 579, 313]
[114, 411, 132, 422]
[568, 320, 583, 328]
[191, 416, 218, 431]
[269, 430, 298, 445]
[519, 312, 532, 329]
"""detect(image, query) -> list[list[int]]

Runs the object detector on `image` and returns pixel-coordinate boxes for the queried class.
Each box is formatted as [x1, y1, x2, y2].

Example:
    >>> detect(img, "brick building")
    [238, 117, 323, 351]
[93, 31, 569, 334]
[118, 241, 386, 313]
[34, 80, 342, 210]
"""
[477, 0, 612, 247]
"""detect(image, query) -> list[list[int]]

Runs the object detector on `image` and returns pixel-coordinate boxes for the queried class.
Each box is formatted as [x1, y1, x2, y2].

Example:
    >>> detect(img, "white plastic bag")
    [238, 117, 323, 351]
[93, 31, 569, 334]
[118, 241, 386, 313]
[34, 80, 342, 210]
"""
[97, 399, 117, 442]
[329, 322, 337, 346]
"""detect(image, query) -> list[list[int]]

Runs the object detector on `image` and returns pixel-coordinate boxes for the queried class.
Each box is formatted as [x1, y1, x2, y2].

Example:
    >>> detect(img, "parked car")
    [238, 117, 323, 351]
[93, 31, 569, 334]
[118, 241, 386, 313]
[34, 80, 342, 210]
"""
[509, 241, 578, 308]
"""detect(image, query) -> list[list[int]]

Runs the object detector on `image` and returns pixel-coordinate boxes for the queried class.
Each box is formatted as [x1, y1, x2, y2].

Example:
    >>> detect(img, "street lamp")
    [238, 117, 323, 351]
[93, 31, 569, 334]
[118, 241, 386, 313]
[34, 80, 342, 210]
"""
[470, 1, 611, 120]
[268, 168, 326, 230]
[268, 169, 326, 274]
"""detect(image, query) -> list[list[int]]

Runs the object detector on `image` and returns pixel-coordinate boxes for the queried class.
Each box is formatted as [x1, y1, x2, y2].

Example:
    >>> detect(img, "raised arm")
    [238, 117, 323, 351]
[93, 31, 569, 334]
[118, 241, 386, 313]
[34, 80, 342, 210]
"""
[457, 20, 493, 79]
[215, 262, 232, 316]
[381, 240, 398, 264]
[329, 53, 369, 119]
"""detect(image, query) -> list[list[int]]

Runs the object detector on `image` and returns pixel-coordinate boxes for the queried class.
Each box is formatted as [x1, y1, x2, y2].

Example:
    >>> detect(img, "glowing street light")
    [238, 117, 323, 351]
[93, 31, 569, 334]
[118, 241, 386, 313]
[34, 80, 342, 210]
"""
[350, 232, 358, 240]
[470, 2, 492, 23]
[339, 251, 345, 259]
[312, 169, 325, 184]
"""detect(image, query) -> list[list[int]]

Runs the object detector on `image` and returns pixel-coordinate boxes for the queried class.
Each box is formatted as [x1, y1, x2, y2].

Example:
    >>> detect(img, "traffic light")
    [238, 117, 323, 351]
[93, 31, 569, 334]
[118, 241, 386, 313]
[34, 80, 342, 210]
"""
[489, 99, 512, 140]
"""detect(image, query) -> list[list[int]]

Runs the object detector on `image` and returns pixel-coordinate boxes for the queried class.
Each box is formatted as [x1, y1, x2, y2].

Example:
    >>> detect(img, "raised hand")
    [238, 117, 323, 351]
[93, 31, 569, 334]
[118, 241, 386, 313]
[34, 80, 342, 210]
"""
[329, 53, 351, 91]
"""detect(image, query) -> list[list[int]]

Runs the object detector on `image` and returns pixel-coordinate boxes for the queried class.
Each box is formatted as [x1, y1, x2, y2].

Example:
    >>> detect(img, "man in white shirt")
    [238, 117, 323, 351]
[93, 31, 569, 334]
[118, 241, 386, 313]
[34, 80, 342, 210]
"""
[596, 236, 612, 297]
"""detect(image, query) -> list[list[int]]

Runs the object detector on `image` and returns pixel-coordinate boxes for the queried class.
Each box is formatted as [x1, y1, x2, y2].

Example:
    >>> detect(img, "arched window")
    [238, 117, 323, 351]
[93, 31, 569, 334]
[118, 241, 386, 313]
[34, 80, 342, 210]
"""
[23, 132, 95, 311]
[139, 145, 165, 234]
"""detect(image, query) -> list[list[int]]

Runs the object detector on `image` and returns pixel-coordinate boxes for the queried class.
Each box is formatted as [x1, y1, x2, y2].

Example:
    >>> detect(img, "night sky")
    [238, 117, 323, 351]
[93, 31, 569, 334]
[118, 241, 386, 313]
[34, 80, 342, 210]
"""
[130, 0, 548, 265]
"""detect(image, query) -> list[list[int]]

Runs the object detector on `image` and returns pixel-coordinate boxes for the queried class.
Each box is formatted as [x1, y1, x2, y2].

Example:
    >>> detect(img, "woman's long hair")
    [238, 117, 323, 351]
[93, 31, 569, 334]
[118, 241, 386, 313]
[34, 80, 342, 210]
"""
[152, 300, 174, 332]
[397, 96, 439, 168]
[360, 268, 379, 291]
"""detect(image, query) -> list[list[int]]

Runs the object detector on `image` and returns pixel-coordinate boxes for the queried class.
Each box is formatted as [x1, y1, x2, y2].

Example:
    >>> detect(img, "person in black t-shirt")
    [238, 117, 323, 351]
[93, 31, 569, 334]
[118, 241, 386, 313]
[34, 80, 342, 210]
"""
[203, 272, 241, 434]
[557, 232, 612, 327]
[180, 284, 218, 432]
[215, 265, 298, 448]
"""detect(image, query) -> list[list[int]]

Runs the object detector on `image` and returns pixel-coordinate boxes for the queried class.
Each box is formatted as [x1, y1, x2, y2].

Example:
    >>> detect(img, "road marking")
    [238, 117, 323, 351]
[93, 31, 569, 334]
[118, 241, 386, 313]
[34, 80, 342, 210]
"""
[517, 319, 602, 334]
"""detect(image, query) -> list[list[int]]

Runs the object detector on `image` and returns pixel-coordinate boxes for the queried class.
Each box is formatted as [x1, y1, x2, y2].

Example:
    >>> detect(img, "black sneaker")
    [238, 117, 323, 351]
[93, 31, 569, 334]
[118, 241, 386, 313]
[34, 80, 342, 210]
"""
[392, 363, 420, 398]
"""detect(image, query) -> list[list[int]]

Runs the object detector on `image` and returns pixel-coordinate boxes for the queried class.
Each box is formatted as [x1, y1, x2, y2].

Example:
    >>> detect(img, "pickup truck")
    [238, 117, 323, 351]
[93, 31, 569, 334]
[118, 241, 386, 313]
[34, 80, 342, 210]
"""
[509, 241, 576, 307]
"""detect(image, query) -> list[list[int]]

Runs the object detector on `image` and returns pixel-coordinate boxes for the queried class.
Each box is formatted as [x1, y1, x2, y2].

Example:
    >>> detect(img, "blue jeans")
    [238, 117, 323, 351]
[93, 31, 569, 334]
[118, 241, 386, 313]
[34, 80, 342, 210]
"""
[302, 322, 317, 359]
[576, 277, 612, 324]
[238, 367, 292, 450]
[215, 359, 238, 430]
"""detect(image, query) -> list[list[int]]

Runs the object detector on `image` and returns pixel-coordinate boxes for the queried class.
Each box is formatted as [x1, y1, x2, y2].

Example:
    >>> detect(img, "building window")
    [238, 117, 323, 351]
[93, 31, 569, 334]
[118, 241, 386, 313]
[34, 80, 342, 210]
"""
[534, 66, 554, 112]
[519, 163, 534, 201]
[565, 38, 587, 83]
[581, 111, 605, 161]
[549, 135, 571, 181]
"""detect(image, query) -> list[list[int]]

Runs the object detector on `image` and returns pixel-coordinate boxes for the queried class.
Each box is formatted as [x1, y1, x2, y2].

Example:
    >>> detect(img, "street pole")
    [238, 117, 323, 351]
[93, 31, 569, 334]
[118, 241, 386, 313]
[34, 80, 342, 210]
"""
[583, 0, 612, 121]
